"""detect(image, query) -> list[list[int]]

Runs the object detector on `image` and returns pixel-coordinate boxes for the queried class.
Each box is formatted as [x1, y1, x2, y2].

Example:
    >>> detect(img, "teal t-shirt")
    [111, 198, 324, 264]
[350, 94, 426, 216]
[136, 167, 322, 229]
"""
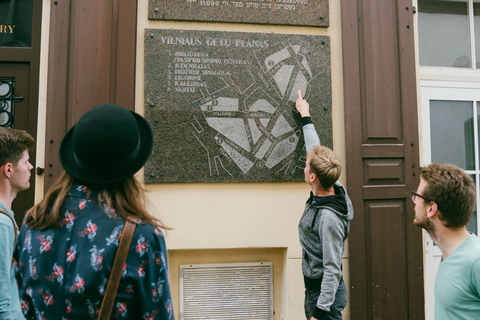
[435, 234, 480, 320]
[0, 202, 24, 320]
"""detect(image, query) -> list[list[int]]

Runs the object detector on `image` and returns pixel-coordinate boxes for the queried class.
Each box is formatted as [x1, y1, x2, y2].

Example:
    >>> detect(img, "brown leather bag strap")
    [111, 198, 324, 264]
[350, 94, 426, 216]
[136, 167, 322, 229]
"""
[0, 207, 19, 259]
[98, 219, 136, 320]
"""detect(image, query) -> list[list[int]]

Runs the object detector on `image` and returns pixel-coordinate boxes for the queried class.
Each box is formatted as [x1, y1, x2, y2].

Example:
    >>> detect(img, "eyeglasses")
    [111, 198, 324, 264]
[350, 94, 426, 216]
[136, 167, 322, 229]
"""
[412, 191, 429, 203]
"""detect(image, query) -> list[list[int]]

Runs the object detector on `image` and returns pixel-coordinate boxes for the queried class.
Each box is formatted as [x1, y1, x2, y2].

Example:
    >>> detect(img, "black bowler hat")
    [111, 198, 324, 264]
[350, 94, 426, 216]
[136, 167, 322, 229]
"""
[59, 104, 153, 184]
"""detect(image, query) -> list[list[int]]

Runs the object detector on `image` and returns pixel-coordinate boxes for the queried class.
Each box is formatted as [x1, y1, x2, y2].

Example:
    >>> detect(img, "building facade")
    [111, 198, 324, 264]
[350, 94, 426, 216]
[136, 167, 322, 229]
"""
[4, 0, 473, 319]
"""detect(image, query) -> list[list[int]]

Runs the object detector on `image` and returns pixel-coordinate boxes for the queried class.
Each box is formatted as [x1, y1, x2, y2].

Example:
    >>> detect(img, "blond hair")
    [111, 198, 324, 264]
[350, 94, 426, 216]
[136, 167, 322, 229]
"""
[308, 145, 342, 188]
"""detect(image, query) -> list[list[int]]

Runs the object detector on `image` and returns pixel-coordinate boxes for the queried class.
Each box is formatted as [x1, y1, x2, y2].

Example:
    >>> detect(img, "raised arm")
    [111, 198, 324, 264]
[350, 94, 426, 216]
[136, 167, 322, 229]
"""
[296, 90, 320, 152]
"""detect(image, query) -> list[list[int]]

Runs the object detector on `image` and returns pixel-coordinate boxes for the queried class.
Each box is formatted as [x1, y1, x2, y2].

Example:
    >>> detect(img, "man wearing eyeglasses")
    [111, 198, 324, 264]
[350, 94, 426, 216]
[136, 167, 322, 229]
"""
[412, 163, 480, 319]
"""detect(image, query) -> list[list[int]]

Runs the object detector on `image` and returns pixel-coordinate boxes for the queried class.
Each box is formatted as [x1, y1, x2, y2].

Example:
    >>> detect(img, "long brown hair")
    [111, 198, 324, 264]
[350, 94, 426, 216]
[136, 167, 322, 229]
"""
[25, 171, 168, 230]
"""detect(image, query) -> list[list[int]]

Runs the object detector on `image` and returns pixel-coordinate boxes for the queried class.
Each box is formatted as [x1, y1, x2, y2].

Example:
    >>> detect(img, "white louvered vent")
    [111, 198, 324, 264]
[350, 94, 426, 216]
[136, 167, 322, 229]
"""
[180, 262, 273, 320]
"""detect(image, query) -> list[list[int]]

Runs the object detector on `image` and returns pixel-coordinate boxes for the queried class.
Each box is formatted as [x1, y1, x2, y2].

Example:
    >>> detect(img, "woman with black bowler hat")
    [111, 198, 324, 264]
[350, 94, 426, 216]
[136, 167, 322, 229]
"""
[14, 104, 174, 320]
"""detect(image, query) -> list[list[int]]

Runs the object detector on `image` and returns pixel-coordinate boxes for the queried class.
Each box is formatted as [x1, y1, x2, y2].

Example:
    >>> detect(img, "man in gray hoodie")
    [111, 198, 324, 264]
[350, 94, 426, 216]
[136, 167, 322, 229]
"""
[296, 90, 354, 320]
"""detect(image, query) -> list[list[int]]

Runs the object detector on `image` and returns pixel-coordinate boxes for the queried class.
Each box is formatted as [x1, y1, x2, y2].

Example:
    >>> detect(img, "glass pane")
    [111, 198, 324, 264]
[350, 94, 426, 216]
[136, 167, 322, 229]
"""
[475, 1, 480, 67]
[418, 0, 471, 68]
[0, 78, 15, 128]
[0, 0, 34, 47]
[467, 175, 478, 235]
[430, 100, 474, 169]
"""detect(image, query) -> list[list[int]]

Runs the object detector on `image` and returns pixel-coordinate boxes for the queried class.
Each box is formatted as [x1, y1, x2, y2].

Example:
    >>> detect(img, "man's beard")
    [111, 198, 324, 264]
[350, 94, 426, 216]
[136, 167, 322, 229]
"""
[414, 216, 436, 237]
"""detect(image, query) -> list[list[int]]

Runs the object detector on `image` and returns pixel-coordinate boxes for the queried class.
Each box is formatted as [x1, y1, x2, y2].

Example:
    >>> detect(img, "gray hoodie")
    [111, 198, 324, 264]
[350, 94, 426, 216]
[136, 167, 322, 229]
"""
[299, 120, 354, 313]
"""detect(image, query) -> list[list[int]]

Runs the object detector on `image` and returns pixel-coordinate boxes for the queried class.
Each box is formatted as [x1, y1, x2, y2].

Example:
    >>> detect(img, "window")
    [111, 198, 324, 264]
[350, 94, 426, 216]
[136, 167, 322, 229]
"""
[0, 77, 17, 128]
[421, 83, 480, 235]
[418, 0, 480, 69]
[418, 4, 480, 318]
[420, 84, 480, 318]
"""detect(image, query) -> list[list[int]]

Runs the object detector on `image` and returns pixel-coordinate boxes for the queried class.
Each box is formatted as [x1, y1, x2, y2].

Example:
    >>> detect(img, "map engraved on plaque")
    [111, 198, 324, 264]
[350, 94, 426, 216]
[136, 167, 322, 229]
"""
[148, 0, 328, 27]
[144, 29, 332, 183]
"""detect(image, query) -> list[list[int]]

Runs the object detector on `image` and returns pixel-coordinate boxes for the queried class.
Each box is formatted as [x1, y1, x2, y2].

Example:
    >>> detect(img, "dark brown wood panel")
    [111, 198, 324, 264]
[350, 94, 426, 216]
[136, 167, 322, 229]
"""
[0, 48, 32, 62]
[116, 0, 137, 104]
[368, 201, 409, 318]
[363, 185, 407, 200]
[341, 0, 424, 318]
[44, 0, 137, 191]
[363, 159, 404, 184]
[44, 0, 71, 191]
[362, 144, 405, 158]
[361, 1, 402, 142]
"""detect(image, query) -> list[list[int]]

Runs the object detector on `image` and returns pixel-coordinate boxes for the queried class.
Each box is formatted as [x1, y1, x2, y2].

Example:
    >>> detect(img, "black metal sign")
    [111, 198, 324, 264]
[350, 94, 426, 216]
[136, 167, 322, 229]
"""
[0, 0, 34, 47]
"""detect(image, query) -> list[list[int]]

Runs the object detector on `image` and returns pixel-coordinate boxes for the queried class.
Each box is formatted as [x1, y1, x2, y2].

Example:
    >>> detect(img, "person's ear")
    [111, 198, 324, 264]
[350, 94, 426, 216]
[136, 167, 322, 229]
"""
[1, 163, 12, 179]
[426, 201, 438, 218]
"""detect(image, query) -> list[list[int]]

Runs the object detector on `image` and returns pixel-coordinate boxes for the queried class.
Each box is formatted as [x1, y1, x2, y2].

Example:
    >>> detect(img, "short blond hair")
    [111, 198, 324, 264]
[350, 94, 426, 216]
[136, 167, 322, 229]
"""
[308, 145, 342, 188]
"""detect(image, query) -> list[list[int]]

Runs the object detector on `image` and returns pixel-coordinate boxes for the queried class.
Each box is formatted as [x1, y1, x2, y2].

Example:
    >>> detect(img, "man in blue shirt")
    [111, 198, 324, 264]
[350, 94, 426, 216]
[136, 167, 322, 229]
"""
[0, 127, 34, 320]
[413, 163, 480, 319]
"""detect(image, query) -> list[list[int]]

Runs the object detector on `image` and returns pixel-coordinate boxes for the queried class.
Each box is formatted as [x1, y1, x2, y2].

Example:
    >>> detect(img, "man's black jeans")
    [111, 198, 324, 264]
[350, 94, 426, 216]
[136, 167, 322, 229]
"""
[304, 279, 347, 320]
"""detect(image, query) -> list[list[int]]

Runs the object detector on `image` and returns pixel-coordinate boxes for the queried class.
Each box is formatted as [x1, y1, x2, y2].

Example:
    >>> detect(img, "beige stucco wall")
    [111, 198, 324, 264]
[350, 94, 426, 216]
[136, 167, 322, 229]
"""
[34, 0, 348, 319]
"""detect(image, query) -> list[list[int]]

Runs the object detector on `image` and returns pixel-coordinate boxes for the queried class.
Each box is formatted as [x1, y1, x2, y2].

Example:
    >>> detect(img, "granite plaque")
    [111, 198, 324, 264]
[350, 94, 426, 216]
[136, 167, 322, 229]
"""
[148, 0, 328, 27]
[144, 29, 332, 183]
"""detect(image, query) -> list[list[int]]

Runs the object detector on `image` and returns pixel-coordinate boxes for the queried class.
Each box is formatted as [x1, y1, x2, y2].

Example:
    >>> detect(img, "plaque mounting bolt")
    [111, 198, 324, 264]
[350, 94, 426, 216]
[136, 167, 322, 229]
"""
[319, 15, 324, 20]
[155, 7, 159, 12]
[150, 102, 155, 107]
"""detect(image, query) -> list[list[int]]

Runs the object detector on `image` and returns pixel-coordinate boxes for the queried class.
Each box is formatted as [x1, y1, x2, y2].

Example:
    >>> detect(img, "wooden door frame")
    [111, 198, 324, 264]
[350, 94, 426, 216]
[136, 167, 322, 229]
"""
[44, 0, 138, 191]
[341, 0, 425, 318]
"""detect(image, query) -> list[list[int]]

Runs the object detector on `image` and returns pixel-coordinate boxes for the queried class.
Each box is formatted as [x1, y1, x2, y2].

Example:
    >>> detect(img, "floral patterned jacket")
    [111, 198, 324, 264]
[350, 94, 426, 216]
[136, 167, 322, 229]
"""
[14, 184, 174, 320]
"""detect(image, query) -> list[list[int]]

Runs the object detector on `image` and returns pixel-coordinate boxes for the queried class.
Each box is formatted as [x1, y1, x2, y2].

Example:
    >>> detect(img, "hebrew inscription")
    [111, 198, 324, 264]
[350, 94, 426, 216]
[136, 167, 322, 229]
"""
[148, 0, 328, 27]
[144, 29, 332, 183]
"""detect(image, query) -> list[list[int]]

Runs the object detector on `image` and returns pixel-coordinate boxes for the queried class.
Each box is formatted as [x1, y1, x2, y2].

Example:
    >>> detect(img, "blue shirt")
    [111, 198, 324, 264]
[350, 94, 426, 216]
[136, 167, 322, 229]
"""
[435, 234, 480, 319]
[14, 184, 174, 320]
[0, 202, 25, 320]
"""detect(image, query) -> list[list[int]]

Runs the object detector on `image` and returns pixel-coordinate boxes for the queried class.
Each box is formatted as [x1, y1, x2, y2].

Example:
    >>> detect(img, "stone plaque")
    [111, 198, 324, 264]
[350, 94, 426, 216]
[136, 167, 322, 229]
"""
[148, 0, 328, 27]
[144, 29, 332, 183]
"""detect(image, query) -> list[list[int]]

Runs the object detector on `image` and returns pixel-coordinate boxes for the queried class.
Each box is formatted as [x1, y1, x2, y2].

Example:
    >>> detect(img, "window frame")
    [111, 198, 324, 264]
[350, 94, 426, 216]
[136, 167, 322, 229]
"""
[418, 0, 480, 70]
[420, 80, 480, 235]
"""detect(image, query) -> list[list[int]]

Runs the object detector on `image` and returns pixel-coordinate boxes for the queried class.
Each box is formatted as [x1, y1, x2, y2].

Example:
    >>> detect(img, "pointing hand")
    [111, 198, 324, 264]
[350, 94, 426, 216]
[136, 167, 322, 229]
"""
[296, 89, 310, 118]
